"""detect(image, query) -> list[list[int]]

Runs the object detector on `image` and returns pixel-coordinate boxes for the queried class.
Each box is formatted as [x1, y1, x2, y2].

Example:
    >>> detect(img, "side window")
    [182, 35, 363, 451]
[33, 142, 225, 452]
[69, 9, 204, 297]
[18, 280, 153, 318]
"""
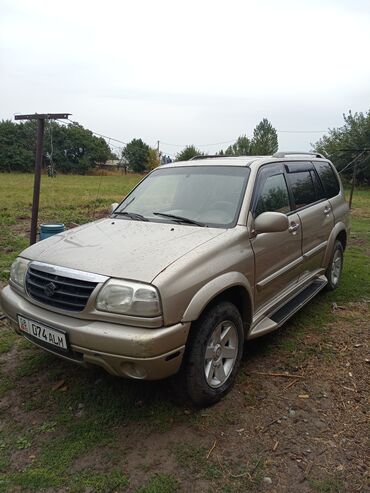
[314, 162, 340, 198]
[288, 171, 317, 209]
[255, 173, 290, 216]
[310, 169, 325, 200]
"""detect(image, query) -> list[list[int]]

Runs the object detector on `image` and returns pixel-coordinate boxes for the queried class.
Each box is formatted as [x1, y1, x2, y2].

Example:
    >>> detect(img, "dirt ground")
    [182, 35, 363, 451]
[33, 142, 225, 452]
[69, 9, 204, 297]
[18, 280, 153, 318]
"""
[0, 179, 369, 492]
[0, 297, 368, 492]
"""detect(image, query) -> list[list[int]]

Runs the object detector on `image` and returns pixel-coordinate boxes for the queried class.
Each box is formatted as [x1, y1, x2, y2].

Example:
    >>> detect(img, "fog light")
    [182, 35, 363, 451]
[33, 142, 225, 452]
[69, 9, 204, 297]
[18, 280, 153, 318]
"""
[121, 362, 147, 379]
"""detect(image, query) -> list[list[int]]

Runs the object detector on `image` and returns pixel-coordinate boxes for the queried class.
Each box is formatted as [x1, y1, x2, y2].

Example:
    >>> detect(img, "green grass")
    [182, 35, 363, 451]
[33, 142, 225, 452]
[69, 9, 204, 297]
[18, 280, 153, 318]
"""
[137, 474, 179, 493]
[174, 442, 222, 480]
[309, 475, 344, 493]
[0, 173, 141, 280]
[0, 326, 17, 354]
[0, 174, 369, 492]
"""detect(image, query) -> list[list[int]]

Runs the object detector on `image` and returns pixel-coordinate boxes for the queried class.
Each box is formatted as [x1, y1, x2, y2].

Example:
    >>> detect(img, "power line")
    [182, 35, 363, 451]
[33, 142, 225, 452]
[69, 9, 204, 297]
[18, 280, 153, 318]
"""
[160, 140, 236, 148]
[56, 117, 329, 152]
[338, 150, 367, 174]
[56, 119, 129, 146]
[276, 130, 327, 134]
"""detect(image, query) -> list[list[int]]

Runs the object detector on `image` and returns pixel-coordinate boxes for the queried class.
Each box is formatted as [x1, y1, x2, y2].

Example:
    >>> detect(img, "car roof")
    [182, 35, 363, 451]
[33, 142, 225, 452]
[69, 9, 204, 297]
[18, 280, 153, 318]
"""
[161, 154, 329, 170]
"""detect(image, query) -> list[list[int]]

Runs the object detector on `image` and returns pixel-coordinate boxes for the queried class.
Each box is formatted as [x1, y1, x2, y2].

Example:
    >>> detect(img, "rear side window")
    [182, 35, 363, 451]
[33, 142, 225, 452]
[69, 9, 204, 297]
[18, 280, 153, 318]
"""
[288, 171, 317, 209]
[255, 173, 290, 216]
[314, 162, 340, 198]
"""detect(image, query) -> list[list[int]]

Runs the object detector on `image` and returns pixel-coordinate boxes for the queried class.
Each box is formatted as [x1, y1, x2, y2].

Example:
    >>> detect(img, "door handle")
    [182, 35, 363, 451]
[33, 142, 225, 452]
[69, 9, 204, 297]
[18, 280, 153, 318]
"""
[289, 222, 299, 233]
[324, 206, 331, 215]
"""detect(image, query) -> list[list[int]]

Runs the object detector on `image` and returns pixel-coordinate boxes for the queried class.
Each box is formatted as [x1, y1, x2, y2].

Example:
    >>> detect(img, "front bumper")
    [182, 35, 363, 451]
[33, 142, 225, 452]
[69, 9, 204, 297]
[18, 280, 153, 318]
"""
[0, 285, 190, 380]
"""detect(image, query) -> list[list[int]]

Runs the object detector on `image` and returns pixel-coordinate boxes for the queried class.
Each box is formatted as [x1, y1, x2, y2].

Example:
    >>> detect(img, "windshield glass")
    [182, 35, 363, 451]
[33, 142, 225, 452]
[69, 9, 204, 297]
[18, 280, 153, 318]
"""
[114, 166, 250, 227]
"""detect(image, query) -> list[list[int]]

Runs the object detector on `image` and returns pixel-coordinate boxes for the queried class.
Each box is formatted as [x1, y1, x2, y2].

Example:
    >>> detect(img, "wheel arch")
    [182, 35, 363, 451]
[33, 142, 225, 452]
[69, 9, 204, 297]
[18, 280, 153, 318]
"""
[181, 272, 253, 337]
[322, 223, 348, 268]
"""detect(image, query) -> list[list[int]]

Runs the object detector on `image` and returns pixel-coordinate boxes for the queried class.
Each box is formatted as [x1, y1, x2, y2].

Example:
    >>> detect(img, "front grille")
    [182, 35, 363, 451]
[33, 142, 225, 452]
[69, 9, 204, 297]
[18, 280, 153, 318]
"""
[26, 265, 98, 312]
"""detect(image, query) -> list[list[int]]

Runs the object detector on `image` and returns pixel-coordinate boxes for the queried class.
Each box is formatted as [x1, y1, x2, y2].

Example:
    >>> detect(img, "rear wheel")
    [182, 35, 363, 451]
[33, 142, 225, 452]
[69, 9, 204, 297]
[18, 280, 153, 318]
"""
[177, 301, 244, 407]
[325, 240, 343, 291]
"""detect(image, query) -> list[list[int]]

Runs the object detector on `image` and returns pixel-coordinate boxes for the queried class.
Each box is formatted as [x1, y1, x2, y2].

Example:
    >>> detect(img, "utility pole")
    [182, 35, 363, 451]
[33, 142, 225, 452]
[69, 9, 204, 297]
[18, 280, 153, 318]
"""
[14, 113, 70, 245]
[157, 140, 160, 163]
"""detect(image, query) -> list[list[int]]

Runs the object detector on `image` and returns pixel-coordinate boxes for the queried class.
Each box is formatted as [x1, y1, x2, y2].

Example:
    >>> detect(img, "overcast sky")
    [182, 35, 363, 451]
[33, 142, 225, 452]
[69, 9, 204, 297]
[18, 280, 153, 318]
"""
[1, 0, 370, 157]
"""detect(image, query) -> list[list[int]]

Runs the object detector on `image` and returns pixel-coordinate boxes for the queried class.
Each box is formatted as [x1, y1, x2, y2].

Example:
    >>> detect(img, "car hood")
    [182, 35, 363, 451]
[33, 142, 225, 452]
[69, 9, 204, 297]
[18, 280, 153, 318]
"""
[20, 218, 225, 283]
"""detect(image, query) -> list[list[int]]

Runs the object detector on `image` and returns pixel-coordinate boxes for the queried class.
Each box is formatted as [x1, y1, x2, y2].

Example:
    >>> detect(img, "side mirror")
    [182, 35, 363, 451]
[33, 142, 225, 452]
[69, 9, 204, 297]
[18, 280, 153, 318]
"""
[110, 202, 119, 214]
[254, 211, 289, 234]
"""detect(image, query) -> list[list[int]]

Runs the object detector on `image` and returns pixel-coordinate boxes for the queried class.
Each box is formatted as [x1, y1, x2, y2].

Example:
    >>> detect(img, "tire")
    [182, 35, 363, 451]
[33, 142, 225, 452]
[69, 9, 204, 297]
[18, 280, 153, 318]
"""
[325, 240, 344, 291]
[176, 301, 244, 407]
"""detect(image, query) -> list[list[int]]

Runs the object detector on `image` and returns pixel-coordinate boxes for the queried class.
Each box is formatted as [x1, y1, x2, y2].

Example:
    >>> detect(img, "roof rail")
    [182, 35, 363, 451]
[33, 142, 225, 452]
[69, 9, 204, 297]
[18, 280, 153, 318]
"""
[189, 155, 222, 160]
[273, 151, 326, 159]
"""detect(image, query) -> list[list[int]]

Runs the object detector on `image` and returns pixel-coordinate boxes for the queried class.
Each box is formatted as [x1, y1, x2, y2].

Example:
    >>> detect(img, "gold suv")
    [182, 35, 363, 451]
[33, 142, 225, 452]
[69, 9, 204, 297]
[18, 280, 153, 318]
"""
[0, 153, 349, 406]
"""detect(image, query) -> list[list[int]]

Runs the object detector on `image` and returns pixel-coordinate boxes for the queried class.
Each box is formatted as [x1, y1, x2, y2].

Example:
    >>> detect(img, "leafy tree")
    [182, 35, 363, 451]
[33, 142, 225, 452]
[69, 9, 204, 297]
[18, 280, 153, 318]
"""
[224, 135, 251, 156]
[122, 138, 150, 173]
[250, 118, 278, 155]
[49, 123, 111, 174]
[0, 120, 111, 174]
[176, 145, 202, 161]
[0, 120, 35, 172]
[147, 148, 160, 170]
[314, 110, 370, 184]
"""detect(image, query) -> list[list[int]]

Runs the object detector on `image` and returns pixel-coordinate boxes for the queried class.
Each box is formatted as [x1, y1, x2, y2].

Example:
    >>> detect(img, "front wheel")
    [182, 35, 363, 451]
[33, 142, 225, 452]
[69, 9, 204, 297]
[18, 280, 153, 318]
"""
[325, 240, 344, 291]
[177, 301, 244, 407]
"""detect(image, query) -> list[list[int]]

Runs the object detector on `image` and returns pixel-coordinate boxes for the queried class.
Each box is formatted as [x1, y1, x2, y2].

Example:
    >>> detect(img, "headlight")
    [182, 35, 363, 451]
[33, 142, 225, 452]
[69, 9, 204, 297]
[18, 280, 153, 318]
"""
[96, 279, 161, 317]
[10, 257, 30, 288]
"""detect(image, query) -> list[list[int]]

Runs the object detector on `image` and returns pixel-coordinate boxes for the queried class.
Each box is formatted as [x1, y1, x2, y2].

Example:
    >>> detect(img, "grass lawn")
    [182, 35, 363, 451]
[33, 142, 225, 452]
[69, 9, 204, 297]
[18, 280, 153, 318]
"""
[0, 172, 369, 492]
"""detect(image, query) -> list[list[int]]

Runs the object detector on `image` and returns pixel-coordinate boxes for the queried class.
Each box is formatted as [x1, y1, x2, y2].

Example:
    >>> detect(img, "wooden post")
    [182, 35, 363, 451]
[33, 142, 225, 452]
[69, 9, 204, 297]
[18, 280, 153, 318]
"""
[30, 118, 45, 244]
[14, 113, 70, 244]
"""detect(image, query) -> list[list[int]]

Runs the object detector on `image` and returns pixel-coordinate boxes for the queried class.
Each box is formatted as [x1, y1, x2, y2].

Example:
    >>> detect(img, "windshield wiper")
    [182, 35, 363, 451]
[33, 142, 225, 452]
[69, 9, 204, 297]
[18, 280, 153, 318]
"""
[153, 212, 205, 227]
[114, 211, 149, 221]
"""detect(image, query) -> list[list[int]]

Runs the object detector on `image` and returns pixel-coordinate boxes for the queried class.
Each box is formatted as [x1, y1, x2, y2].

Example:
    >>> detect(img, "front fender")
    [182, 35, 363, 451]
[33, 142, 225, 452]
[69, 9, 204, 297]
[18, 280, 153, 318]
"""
[181, 271, 253, 323]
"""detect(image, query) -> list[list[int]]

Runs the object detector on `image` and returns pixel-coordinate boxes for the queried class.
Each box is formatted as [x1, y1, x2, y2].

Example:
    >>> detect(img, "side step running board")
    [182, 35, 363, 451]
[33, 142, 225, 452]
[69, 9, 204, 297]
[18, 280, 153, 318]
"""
[248, 276, 327, 339]
[270, 277, 327, 326]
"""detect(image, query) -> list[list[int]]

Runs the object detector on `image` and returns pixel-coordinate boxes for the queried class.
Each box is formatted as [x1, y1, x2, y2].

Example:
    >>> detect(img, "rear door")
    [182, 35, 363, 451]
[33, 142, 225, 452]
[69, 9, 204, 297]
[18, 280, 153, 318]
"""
[250, 163, 303, 312]
[285, 162, 334, 279]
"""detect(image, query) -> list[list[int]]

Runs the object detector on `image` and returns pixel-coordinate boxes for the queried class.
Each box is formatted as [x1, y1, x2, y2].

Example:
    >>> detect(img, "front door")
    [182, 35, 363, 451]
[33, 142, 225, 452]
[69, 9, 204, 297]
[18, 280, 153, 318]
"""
[250, 164, 303, 312]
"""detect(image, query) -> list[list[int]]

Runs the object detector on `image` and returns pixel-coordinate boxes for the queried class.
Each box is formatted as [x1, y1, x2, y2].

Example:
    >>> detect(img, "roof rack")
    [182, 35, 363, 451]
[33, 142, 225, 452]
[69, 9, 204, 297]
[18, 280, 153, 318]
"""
[273, 151, 326, 159]
[189, 155, 223, 160]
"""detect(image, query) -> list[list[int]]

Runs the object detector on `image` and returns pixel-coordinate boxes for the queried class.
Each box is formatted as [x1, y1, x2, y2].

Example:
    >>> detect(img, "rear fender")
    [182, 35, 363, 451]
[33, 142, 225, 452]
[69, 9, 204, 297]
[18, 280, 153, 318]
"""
[322, 222, 347, 268]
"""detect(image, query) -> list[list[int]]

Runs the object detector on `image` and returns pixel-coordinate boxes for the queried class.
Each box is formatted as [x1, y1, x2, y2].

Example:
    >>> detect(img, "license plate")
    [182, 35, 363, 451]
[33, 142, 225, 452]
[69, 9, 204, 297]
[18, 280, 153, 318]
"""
[18, 315, 68, 350]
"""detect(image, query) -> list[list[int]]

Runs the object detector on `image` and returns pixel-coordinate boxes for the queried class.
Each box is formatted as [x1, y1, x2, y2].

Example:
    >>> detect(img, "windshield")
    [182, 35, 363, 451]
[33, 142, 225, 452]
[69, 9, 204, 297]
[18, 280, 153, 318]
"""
[114, 166, 250, 228]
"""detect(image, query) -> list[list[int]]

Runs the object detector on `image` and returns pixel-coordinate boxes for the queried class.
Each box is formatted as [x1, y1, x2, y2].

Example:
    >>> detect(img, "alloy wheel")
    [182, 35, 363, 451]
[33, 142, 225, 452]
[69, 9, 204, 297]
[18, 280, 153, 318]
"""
[204, 320, 239, 388]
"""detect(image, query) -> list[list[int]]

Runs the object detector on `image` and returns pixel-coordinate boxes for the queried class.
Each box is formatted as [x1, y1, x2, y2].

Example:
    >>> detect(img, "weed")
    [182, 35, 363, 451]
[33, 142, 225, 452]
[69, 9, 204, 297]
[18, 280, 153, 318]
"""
[71, 470, 129, 493]
[174, 442, 222, 480]
[0, 327, 17, 354]
[16, 436, 32, 450]
[309, 475, 344, 493]
[137, 473, 179, 493]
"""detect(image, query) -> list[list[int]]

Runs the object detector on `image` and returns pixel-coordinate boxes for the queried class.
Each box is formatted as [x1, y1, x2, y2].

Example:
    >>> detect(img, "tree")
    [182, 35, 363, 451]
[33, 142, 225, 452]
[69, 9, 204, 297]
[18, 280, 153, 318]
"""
[0, 120, 111, 174]
[314, 110, 370, 184]
[51, 123, 111, 174]
[122, 138, 150, 173]
[0, 120, 35, 172]
[147, 148, 160, 170]
[250, 118, 278, 155]
[224, 135, 251, 156]
[176, 145, 202, 161]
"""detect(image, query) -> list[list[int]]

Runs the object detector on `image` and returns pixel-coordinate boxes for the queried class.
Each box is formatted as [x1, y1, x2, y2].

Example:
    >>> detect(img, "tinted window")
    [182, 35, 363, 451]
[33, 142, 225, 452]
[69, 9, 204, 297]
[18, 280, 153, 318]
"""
[310, 169, 325, 200]
[314, 162, 340, 198]
[288, 171, 317, 209]
[255, 173, 290, 216]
